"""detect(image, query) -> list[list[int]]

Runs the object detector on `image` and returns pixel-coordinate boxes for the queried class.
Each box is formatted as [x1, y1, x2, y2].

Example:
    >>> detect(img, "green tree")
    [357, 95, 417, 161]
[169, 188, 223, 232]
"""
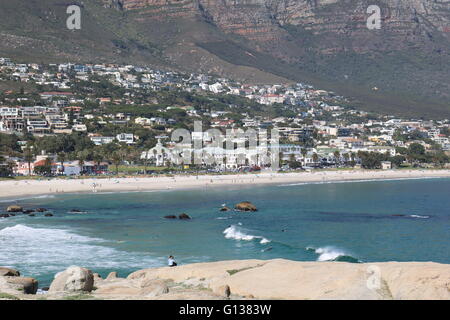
[24, 147, 34, 176]
[333, 150, 340, 164]
[389, 155, 406, 168]
[57, 152, 66, 174]
[92, 151, 104, 171]
[76, 151, 87, 174]
[111, 151, 121, 175]
[312, 153, 319, 164]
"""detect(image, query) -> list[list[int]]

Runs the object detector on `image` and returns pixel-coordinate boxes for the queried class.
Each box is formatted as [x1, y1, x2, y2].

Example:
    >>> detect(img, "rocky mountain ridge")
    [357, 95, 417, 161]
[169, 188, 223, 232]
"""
[0, 0, 449, 117]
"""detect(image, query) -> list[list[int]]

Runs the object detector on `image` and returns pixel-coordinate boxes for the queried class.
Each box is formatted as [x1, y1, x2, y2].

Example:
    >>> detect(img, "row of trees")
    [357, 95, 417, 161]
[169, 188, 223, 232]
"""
[284, 142, 449, 170]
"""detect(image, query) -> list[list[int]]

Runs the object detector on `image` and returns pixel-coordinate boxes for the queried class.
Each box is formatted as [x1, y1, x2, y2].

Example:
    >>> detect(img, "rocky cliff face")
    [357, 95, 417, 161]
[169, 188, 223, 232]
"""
[99, 0, 450, 117]
[112, 0, 450, 49]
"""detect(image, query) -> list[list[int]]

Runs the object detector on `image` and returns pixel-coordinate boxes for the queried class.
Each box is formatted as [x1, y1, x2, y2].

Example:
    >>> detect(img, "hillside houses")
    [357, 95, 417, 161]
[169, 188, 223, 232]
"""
[0, 56, 449, 174]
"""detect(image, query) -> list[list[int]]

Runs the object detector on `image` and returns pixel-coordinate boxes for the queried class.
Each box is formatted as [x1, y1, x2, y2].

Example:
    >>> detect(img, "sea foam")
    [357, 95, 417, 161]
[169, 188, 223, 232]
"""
[0, 224, 162, 277]
[307, 246, 360, 262]
[409, 215, 430, 219]
[223, 225, 270, 244]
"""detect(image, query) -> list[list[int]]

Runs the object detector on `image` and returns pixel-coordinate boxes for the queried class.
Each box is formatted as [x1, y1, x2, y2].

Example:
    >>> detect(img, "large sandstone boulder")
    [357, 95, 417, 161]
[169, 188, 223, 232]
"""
[235, 201, 257, 212]
[211, 284, 231, 298]
[0, 267, 20, 277]
[49, 266, 94, 293]
[6, 205, 23, 213]
[106, 272, 118, 280]
[140, 279, 169, 297]
[0, 276, 38, 294]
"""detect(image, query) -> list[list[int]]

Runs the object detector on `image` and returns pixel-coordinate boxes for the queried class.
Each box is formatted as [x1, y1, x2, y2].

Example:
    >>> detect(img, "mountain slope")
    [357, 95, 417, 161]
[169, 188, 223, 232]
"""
[0, 0, 449, 118]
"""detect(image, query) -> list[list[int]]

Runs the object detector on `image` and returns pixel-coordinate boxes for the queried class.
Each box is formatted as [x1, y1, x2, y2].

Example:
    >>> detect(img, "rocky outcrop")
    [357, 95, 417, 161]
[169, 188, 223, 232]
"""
[106, 272, 118, 280]
[163, 214, 191, 219]
[92, 276, 170, 298]
[3, 260, 450, 299]
[0, 276, 38, 294]
[0, 267, 20, 277]
[178, 213, 191, 220]
[2, 277, 38, 294]
[235, 201, 257, 212]
[126, 259, 450, 300]
[6, 205, 23, 212]
[211, 284, 231, 298]
[49, 266, 94, 293]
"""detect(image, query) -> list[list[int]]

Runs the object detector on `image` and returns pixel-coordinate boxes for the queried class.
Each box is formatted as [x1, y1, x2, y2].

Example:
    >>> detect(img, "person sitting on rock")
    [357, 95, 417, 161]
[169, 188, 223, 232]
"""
[168, 255, 177, 267]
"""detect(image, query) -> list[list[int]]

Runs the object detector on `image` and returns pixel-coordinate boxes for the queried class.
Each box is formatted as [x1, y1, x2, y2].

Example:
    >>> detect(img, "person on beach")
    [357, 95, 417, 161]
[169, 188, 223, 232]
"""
[168, 255, 177, 267]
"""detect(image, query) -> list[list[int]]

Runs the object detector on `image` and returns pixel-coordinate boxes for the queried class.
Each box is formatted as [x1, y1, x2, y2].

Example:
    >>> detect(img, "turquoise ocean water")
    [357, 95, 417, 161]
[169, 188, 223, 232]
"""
[1, 177, 449, 287]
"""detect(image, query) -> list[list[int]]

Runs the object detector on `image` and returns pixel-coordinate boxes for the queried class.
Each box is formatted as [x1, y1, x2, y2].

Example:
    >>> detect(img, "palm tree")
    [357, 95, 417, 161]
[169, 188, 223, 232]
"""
[24, 147, 34, 176]
[93, 151, 104, 172]
[6, 160, 16, 176]
[343, 153, 350, 165]
[111, 151, 121, 175]
[301, 148, 308, 166]
[312, 153, 319, 164]
[76, 152, 86, 175]
[351, 152, 356, 162]
[57, 152, 66, 174]
[143, 150, 149, 175]
[333, 150, 340, 165]
[152, 149, 158, 166]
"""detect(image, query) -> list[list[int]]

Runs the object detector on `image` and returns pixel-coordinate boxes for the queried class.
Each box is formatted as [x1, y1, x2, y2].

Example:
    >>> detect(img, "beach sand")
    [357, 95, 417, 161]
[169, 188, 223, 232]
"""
[1, 169, 450, 199]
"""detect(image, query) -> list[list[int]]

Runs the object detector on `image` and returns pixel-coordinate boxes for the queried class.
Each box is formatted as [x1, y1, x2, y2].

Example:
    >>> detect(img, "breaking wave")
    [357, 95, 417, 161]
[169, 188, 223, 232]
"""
[0, 224, 163, 278]
[409, 215, 430, 219]
[223, 225, 271, 245]
[306, 246, 360, 263]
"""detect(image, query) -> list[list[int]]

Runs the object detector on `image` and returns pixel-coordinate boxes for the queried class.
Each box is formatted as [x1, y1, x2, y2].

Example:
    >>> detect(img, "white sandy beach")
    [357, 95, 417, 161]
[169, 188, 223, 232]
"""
[1, 169, 450, 199]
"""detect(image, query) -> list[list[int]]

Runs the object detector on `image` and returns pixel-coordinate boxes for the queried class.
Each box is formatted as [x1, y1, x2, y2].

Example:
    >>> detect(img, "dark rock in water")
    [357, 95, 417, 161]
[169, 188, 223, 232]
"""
[164, 215, 177, 219]
[392, 214, 406, 217]
[35, 208, 48, 212]
[28, 214, 35, 217]
[178, 213, 191, 220]
[23, 209, 34, 214]
[0, 267, 20, 277]
[220, 206, 231, 212]
[235, 201, 258, 212]
[6, 205, 23, 212]
[0, 213, 10, 218]
[334, 255, 360, 263]
[44, 213, 53, 217]
[9, 213, 16, 216]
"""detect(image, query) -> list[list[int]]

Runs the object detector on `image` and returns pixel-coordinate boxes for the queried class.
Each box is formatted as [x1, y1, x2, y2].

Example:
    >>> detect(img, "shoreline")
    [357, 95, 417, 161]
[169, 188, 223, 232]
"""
[1, 169, 450, 200]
